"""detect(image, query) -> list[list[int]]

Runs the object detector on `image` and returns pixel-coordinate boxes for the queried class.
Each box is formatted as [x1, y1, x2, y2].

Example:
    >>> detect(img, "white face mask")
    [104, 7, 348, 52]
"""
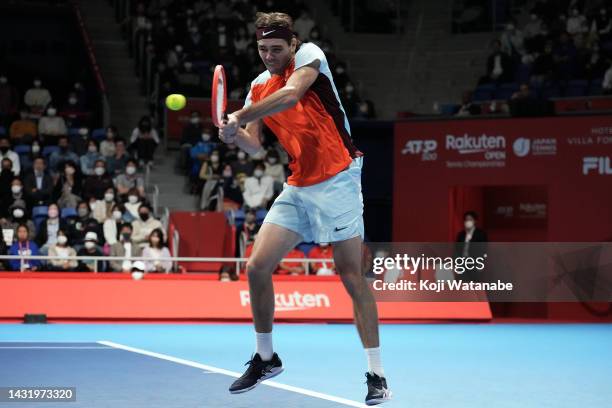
[47, 108, 57, 116]
[268, 157, 277, 164]
[202, 133, 211, 141]
[104, 193, 114, 202]
[31, 144, 40, 153]
[34, 80, 42, 87]
[94, 167, 105, 176]
[210, 155, 219, 163]
[191, 117, 200, 124]
[0, 77, 7, 84]
[11, 185, 22, 194]
[57, 235, 68, 245]
[254, 169, 264, 178]
[223, 170, 232, 178]
[237, 151, 246, 160]
[79, 128, 88, 136]
[89, 146, 98, 154]
[128, 195, 139, 204]
[464, 220, 475, 230]
[84, 241, 96, 250]
[112, 210, 123, 220]
[69, 97, 77, 105]
[13, 209, 24, 218]
[126, 166, 136, 175]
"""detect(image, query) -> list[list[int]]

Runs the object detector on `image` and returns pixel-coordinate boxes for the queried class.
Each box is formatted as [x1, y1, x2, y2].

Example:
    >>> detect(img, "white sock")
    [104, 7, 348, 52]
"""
[365, 347, 385, 377]
[255, 331, 273, 361]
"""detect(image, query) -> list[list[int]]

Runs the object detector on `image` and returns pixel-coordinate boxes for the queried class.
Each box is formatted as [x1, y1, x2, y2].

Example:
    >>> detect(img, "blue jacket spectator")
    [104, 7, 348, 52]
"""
[9, 224, 41, 271]
[49, 136, 80, 174]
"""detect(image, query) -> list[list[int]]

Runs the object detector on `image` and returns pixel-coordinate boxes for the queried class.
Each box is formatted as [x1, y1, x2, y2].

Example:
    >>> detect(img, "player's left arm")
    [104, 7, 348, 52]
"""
[231, 60, 320, 126]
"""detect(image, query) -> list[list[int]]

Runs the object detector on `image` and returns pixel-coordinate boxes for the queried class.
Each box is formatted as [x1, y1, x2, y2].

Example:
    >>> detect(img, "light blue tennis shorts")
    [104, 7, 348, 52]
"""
[263, 157, 364, 243]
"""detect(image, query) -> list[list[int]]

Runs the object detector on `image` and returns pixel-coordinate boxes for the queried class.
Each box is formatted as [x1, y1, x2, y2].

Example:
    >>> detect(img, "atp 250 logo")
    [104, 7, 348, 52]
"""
[401, 139, 438, 161]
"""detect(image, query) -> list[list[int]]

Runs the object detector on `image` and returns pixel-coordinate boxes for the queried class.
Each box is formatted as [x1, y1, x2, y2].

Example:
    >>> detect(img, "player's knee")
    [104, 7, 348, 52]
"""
[338, 269, 365, 297]
[246, 258, 273, 281]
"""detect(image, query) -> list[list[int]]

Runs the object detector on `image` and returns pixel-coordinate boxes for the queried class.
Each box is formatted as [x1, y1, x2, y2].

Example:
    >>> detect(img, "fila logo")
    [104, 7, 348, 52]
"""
[262, 30, 275, 36]
[582, 156, 612, 175]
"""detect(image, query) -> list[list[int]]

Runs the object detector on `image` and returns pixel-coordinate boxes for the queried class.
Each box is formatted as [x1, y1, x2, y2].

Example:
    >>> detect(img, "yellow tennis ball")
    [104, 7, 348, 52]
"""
[166, 94, 186, 111]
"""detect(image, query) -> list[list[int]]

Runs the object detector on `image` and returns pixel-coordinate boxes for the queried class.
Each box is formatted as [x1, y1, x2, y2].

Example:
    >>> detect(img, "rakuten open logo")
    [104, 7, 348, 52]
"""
[240, 291, 331, 311]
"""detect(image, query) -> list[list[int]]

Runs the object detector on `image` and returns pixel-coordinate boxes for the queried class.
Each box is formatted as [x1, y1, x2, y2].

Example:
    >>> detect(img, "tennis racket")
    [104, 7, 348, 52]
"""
[211, 65, 227, 128]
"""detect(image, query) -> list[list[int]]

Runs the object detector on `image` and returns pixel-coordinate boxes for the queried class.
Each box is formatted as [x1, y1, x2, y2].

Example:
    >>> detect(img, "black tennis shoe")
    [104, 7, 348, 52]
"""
[365, 372, 392, 405]
[229, 353, 284, 394]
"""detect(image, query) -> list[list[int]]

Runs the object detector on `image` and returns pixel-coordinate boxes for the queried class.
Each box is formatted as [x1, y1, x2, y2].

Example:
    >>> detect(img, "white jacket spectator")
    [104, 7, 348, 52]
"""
[567, 9, 588, 35]
[0, 145, 20, 176]
[243, 167, 274, 209]
[131, 205, 165, 246]
[603, 64, 612, 92]
[38, 108, 67, 136]
[24, 79, 52, 110]
[264, 158, 285, 184]
[294, 11, 316, 40]
[142, 246, 172, 272]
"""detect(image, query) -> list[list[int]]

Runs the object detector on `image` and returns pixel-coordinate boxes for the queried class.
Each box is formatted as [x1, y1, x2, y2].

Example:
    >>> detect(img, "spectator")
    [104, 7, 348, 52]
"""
[124, 187, 143, 220]
[219, 141, 240, 163]
[24, 78, 52, 114]
[1, 178, 26, 219]
[0, 233, 7, 270]
[220, 165, 244, 209]
[199, 150, 223, 210]
[130, 116, 159, 165]
[80, 140, 103, 176]
[110, 223, 142, 272]
[72, 127, 90, 156]
[8, 224, 41, 271]
[114, 159, 145, 198]
[9, 109, 38, 144]
[340, 81, 360, 117]
[483, 40, 513, 83]
[583, 43, 608, 80]
[91, 186, 116, 223]
[23, 157, 53, 207]
[38, 105, 67, 145]
[603, 62, 612, 94]
[0, 158, 14, 210]
[47, 229, 78, 271]
[294, 10, 316, 40]
[107, 139, 130, 175]
[103, 203, 127, 245]
[242, 163, 274, 210]
[264, 150, 285, 191]
[309, 243, 336, 275]
[2, 201, 36, 241]
[180, 111, 204, 170]
[0, 137, 20, 176]
[100, 126, 118, 158]
[68, 201, 103, 247]
[591, 7, 612, 43]
[233, 26, 250, 55]
[189, 128, 217, 176]
[567, 7, 588, 37]
[49, 136, 80, 174]
[0, 74, 18, 126]
[531, 42, 556, 83]
[142, 228, 172, 272]
[53, 161, 82, 209]
[131, 204, 164, 247]
[35, 203, 69, 254]
[77, 231, 106, 272]
[511, 83, 534, 100]
[231, 149, 254, 177]
[455, 211, 488, 258]
[501, 20, 525, 58]
[82, 159, 114, 201]
[277, 246, 306, 275]
[553, 32, 577, 81]
[61, 91, 89, 128]
[242, 210, 260, 244]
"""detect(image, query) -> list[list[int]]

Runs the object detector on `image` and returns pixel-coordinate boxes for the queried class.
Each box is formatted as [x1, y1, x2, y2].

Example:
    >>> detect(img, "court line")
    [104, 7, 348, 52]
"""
[98, 340, 367, 408]
[0, 346, 111, 349]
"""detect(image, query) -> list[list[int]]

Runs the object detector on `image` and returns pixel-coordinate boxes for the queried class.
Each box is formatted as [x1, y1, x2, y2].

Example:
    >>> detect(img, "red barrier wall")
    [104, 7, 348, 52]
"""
[0, 273, 491, 322]
[394, 116, 612, 242]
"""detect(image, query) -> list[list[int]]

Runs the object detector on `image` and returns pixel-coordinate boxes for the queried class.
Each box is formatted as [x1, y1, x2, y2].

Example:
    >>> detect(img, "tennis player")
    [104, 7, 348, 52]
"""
[219, 12, 391, 405]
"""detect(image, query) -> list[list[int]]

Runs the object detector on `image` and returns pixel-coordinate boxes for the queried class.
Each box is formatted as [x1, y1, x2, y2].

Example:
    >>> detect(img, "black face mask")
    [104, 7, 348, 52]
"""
[139, 213, 150, 221]
[0, 147, 8, 154]
[121, 233, 131, 241]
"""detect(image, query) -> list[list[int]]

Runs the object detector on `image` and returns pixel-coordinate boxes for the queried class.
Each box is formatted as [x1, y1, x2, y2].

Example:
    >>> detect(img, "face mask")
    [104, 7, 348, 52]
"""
[0, 146, 8, 154]
[57, 235, 68, 245]
[254, 169, 264, 178]
[175, 45, 183, 53]
[139, 213, 150, 221]
[94, 167, 105, 176]
[346, 85, 354, 93]
[223, 170, 232, 178]
[79, 128, 88, 136]
[69, 97, 77, 105]
[74, 82, 82, 90]
[47, 108, 57, 116]
[32, 144, 40, 153]
[113, 210, 123, 220]
[106, 131, 114, 139]
[13, 209, 24, 218]
[34, 80, 42, 87]
[65, 166, 75, 175]
[48, 208, 59, 218]
[121, 232, 131, 241]
[530, 14, 537, 21]
[85, 241, 96, 250]
[464, 220, 475, 230]
[202, 133, 211, 141]
[128, 195, 139, 204]
[267, 157, 277, 164]
[237, 151, 246, 160]
[11, 185, 22, 194]
[126, 166, 136, 175]
[210, 155, 219, 163]
[89, 146, 98, 154]
[0, 77, 7, 84]
[336, 67, 345, 74]
[78, 208, 89, 218]
[104, 193, 114, 202]
[191, 117, 200, 124]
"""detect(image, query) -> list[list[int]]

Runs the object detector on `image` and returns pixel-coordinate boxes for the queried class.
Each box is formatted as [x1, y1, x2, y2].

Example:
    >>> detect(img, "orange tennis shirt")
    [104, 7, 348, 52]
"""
[244, 42, 361, 187]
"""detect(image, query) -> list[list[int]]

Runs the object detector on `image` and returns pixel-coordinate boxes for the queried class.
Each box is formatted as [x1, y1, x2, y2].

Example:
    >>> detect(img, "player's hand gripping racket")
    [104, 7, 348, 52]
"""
[211, 65, 227, 128]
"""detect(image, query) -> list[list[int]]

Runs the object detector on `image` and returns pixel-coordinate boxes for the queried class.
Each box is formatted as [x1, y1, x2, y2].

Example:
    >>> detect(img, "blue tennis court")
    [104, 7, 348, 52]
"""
[1, 323, 611, 408]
